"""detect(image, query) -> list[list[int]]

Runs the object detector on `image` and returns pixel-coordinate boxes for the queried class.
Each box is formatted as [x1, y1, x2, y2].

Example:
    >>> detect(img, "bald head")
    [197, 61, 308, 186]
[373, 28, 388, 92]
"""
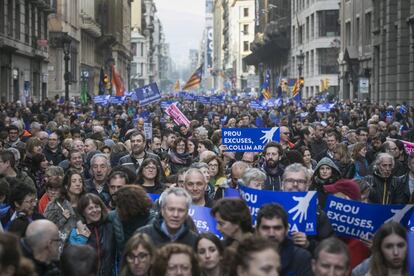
[25, 220, 59, 249]
[199, 150, 216, 163]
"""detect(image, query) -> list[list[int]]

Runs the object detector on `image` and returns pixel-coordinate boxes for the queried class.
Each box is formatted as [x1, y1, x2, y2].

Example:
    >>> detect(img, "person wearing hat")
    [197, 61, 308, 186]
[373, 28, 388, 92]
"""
[310, 157, 342, 208]
[324, 179, 371, 270]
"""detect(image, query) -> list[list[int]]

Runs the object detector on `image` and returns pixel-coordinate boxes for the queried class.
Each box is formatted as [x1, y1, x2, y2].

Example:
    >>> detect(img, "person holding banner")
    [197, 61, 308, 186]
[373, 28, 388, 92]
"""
[281, 163, 335, 254]
[365, 222, 408, 276]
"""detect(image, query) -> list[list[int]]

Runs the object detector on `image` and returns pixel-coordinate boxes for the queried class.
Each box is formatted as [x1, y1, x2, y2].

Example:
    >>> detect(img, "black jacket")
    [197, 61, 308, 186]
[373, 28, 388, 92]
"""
[20, 238, 61, 276]
[280, 238, 314, 276]
[308, 208, 335, 255]
[136, 214, 198, 248]
[364, 171, 409, 204]
[262, 163, 285, 191]
[43, 145, 64, 166]
[118, 151, 161, 175]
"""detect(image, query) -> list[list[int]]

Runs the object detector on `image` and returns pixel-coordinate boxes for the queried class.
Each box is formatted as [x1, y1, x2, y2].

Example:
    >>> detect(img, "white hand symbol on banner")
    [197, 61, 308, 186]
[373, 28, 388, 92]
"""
[260, 127, 278, 144]
[288, 192, 315, 223]
[385, 205, 413, 224]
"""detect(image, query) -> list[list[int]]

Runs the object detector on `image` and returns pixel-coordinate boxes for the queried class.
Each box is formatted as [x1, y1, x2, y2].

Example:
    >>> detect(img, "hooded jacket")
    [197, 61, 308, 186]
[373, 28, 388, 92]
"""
[364, 170, 409, 204]
[262, 163, 285, 191]
[280, 238, 314, 276]
[310, 157, 342, 208]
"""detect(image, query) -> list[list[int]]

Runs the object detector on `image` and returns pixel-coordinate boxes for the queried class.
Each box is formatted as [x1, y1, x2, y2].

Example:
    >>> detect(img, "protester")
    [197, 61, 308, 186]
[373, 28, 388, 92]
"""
[61, 170, 85, 209]
[256, 203, 314, 276]
[241, 167, 266, 190]
[60, 245, 97, 276]
[312, 237, 350, 276]
[85, 153, 111, 207]
[211, 198, 253, 248]
[183, 168, 213, 207]
[261, 142, 285, 191]
[169, 137, 192, 174]
[195, 232, 224, 276]
[119, 233, 155, 276]
[135, 157, 165, 194]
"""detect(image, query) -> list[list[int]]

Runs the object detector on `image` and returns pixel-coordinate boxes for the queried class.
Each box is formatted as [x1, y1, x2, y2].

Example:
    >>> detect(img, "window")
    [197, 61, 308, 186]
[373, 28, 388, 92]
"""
[310, 50, 314, 76]
[243, 41, 249, 52]
[345, 21, 351, 46]
[318, 10, 339, 37]
[140, 63, 144, 75]
[306, 17, 309, 42]
[31, 5, 35, 44]
[131, 63, 137, 75]
[15, 1, 20, 39]
[70, 49, 78, 82]
[7, 0, 13, 37]
[243, 8, 248, 17]
[355, 17, 360, 47]
[298, 25, 303, 44]
[318, 48, 339, 74]
[24, 2, 29, 42]
[131, 43, 137, 56]
[310, 14, 314, 40]
[243, 24, 248, 34]
[140, 43, 144, 56]
[37, 10, 42, 38]
[292, 26, 295, 48]
[364, 12, 371, 45]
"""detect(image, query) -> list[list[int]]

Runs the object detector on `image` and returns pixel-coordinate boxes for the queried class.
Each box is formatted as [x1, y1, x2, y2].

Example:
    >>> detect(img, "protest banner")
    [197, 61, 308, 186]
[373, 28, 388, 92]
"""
[134, 82, 161, 106]
[221, 127, 280, 152]
[409, 232, 414, 276]
[160, 101, 174, 109]
[324, 195, 414, 240]
[315, 103, 335, 112]
[223, 188, 241, 198]
[189, 205, 221, 237]
[147, 193, 160, 202]
[143, 122, 153, 140]
[165, 103, 191, 127]
[93, 95, 110, 105]
[108, 96, 125, 105]
[195, 96, 210, 104]
[238, 185, 317, 235]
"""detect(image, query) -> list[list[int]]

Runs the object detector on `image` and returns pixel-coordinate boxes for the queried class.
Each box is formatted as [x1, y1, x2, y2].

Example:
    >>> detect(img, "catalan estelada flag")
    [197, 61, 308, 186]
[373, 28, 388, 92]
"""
[183, 65, 203, 91]
[292, 79, 301, 104]
[112, 65, 125, 96]
[261, 69, 272, 100]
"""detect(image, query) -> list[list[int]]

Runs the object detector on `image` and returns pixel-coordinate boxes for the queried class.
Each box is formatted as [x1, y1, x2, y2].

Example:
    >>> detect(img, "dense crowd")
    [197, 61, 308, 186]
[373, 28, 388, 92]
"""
[0, 96, 413, 276]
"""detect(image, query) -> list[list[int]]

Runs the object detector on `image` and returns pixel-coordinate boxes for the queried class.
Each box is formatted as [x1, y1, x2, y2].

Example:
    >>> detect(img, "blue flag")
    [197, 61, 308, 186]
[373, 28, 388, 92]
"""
[188, 205, 221, 237]
[134, 82, 161, 106]
[221, 128, 280, 152]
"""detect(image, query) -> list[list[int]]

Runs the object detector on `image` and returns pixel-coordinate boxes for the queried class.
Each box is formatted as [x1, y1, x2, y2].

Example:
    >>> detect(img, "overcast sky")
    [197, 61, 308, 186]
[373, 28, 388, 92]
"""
[154, 0, 205, 69]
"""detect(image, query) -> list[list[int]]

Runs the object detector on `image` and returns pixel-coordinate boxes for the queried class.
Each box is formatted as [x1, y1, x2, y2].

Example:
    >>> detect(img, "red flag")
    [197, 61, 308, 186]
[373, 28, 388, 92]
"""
[112, 65, 125, 96]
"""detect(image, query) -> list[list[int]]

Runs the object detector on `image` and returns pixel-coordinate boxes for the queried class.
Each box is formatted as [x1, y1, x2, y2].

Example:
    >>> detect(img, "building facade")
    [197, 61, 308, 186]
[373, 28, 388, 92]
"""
[291, 0, 340, 99]
[0, 0, 55, 103]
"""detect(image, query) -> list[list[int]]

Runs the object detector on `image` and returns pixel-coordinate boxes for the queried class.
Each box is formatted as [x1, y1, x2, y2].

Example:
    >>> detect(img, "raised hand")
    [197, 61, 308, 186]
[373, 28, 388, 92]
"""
[288, 192, 316, 223]
[260, 127, 278, 145]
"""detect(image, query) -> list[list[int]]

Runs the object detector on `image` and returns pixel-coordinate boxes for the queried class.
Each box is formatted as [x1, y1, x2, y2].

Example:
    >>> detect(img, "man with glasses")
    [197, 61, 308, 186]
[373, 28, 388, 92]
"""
[21, 219, 62, 275]
[5, 125, 25, 150]
[281, 163, 334, 254]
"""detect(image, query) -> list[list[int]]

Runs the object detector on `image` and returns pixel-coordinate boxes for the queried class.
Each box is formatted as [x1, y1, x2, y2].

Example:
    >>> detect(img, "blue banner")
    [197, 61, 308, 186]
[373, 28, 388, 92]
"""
[93, 95, 110, 105]
[223, 188, 241, 198]
[195, 96, 210, 104]
[109, 96, 125, 105]
[222, 128, 280, 152]
[147, 193, 161, 202]
[134, 82, 161, 106]
[160, 101, 174, 109]
[210, 95, 224, 104]
[239, 185, 317, 235]
[409, 232, 414, 275]
[324, 195, 414, 240]
[250, 101, 266, 110]
[189, 205, 221, 237]
[315, 103, 335, 112]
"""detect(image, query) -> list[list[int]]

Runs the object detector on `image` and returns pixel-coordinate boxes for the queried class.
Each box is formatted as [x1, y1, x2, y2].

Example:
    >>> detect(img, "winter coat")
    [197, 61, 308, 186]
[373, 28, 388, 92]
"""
[108, 209, 156, 253]
[69, 219, 116, 276]
[136, 213, 198, 248]
[44, 199, 78, 240]
[364, 170, 409, 204]
[280, 238, 314, 276]
[261, 163, 285, 191]
[118, 152, 161, 175]
[43, 145, 65, 166]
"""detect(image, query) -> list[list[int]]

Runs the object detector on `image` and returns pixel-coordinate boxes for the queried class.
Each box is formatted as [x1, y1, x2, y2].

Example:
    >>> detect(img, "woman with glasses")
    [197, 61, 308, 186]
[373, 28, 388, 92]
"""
[119, 233, 154, 276]
[68, 193, 115, 276]
[204, 155, 226, 190]
[152, 243, 200, 276]
[136, 158, 165, 194]
[241, 168, 266, 190]
[169, 137, 192, 175]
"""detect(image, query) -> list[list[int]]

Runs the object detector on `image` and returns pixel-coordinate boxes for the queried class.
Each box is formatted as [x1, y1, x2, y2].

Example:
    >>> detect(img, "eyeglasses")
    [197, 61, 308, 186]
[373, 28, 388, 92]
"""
[208, 163, 219, 168]
[283, 178, 307, 186]
[126, 252, 150, 263]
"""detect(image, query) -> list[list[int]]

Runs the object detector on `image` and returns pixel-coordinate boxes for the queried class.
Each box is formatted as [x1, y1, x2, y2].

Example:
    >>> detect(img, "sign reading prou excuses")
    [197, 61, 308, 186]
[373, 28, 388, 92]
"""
[221, 128, 280, 152]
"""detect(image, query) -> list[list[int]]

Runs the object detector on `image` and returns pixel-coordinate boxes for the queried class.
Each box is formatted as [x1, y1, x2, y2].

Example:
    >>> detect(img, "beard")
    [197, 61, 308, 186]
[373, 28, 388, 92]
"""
[266, 159, 277, 168]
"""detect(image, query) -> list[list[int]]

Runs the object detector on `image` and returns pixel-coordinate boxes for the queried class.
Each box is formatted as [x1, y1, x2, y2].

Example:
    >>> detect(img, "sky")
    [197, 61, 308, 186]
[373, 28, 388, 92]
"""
[154, 0, 205, 69]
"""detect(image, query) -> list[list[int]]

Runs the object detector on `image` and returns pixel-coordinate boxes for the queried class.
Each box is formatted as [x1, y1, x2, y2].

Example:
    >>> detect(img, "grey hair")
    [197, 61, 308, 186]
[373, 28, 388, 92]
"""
[45, 166, 64, 177]
[374, 152, 394, 169]
[283, 163, 312, 183]
[190, 162, 209, 170]
[241, 168, 266, 185]
[159, 187, 192, 210]
[90, 153, 111, 168]
[184, 168, 206, 184]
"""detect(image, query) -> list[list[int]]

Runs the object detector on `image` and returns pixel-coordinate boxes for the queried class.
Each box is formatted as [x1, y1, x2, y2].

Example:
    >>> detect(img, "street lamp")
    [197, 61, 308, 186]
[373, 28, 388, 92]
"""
[62, 34, 72, 101]
[297, 50, 305, 77]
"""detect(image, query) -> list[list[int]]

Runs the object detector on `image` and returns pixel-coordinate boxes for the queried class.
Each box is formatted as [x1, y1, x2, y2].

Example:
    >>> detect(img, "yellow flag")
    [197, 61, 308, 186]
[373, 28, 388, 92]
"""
[173, 80, 180, 91]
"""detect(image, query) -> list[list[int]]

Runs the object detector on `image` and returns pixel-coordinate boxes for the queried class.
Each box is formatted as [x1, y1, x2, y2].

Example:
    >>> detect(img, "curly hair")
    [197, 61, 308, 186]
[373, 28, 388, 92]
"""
[211, 198, 253, 234]
[114, 185, 152, 221]
[152, 243, 200, 276]
[77, 193, 108, 223]
[204, 155, 225, 178]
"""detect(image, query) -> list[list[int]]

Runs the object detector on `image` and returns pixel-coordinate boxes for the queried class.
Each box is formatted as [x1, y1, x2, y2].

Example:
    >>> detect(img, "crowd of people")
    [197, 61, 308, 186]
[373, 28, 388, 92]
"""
[0, 96, 413, 276]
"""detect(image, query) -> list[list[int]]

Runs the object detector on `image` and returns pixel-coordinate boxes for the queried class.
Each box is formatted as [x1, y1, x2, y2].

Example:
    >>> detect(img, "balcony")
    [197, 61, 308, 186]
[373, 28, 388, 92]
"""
[80, 13, 101, 38]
